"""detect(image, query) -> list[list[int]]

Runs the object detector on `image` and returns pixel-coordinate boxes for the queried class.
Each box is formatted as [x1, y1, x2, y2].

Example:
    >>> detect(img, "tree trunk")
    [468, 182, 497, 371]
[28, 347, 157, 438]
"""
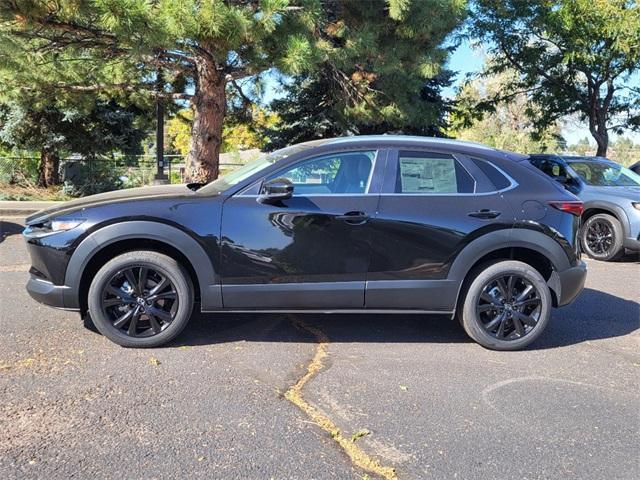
[590, 119, 608, 157]
[185, 55, 226, 183]
[595, 135, 608, 157]
[37, 147, 60, 187]
[588, 91, 609, 157]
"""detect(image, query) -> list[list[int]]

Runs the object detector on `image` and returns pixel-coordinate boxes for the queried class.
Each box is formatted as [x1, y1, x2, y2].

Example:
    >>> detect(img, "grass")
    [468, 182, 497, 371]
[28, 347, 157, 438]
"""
[0, 183, 71, 201]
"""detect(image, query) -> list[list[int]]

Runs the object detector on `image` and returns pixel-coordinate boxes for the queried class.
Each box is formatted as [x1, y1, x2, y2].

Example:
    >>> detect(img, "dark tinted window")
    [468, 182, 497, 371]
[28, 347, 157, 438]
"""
[471, 158, 511, 190]
[267, 150, 376, 195]
[530, 158, 569, 180]
[395, 151, 474, 194]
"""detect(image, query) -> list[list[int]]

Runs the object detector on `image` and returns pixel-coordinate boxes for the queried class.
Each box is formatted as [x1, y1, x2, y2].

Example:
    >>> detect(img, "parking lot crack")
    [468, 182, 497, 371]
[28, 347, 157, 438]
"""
[284, 315, 398, 480]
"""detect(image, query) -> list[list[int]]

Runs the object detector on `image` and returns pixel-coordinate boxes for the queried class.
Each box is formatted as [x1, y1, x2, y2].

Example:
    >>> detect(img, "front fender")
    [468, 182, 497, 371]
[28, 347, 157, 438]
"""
[63, 220, 221, 310]
[583, 200, 631, 238]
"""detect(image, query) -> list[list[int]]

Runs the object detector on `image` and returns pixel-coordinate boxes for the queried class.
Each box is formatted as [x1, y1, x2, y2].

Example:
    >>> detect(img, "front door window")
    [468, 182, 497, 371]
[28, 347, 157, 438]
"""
[266, 151, 376, 195]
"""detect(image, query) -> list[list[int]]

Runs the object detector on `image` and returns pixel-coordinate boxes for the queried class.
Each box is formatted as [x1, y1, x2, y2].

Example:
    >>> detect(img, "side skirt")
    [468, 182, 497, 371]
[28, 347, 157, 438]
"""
[200, 307, 455, 316]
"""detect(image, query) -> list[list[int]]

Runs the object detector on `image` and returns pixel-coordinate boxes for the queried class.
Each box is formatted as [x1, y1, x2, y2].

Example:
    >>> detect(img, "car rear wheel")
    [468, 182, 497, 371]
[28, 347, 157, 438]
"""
[88, 251, 194, 347]
[581, 213, 623, 261]
[459, 260, 551, 351]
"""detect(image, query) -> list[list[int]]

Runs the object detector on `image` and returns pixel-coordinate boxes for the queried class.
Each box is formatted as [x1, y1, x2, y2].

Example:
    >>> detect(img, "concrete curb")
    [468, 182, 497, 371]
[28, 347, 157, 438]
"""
[0, 201, 61, 217]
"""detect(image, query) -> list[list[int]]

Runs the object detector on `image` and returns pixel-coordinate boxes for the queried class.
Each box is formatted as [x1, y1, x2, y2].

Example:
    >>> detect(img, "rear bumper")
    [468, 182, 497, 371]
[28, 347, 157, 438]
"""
[26, 274, 79, 311]
[553, 261, 587, 307]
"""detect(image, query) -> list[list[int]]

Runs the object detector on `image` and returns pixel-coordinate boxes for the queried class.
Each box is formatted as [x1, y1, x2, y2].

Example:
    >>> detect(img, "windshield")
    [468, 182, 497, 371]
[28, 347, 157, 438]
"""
[568, 161, 640, 187]
[198, 144, 311, 194]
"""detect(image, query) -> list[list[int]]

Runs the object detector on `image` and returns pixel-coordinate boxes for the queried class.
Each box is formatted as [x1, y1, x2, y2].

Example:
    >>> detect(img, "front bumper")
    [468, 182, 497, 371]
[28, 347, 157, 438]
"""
[623, 236, 640, 252]
[553, 261, 587, 307]
[26, 274, 79, 311]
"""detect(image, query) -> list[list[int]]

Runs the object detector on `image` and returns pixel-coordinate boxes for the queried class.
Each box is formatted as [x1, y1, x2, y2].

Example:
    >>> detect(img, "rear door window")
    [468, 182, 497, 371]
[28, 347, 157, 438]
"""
[394, 151, 475, 194]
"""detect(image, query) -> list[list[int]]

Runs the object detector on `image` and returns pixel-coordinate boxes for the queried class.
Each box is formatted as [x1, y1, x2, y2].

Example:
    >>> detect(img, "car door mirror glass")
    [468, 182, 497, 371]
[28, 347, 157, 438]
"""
[259, 177, 294, 203]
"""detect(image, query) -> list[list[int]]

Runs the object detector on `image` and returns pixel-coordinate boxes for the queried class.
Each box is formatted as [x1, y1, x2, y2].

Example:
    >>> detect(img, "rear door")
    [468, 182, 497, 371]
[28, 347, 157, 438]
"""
[365, 149, 514, 311]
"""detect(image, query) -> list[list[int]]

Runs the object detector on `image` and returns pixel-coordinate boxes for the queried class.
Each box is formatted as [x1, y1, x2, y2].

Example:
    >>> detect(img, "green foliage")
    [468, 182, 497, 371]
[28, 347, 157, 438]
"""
[567, 136, 640, 166]
[470, 0, 640, 154]
[0, 155, 39, 184]
[568, 137, 593, 156]
[61, 159, 124, 197]
[266, 70, 456, 149]
[451, 68, 564, 153]
[0, 100, 146, 158]
[265, 0, 466, 149]
[0, 0, 323, 181]
[166, 107, 280, 156]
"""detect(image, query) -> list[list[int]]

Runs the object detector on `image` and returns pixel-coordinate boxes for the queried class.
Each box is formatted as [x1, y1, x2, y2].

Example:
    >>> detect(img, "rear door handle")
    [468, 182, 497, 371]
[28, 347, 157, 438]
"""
[336, 211, 370, 225]
[468, 209, 501, 219]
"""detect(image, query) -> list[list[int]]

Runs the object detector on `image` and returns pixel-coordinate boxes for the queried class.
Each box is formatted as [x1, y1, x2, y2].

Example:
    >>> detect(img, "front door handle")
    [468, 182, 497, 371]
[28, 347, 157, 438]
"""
[336, 211, 370, 225]
[468, 209, 501, 219]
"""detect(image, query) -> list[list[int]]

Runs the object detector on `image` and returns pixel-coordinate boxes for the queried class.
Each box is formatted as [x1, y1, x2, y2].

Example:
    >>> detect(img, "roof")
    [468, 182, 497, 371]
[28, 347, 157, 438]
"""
[319, 135, 495, 151]
[290, 135, 531, 163]
[560, 155, 610, 163]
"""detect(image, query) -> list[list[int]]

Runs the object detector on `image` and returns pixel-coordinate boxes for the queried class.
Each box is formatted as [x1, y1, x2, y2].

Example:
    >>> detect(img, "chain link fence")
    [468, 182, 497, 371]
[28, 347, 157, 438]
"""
[0, 153, 249, 198]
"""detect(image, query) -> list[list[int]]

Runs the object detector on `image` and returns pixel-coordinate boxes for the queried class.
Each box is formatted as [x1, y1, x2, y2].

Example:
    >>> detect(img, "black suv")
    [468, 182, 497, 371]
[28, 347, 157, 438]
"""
[23, 136, 587, 350]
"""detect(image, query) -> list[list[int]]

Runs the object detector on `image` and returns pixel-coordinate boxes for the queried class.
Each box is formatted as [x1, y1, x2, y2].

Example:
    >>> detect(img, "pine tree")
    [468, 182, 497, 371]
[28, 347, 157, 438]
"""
[0, 99, 147, 187]
[265, 1, 465, 148]
[0, 1, 319, 182]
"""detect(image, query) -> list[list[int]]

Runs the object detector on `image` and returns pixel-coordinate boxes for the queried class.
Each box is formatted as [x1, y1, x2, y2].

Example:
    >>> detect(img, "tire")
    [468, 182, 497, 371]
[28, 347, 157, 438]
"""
[459, 260, 552, 351]
[87, 251, 194, 348]
[580, 213, 624, 261]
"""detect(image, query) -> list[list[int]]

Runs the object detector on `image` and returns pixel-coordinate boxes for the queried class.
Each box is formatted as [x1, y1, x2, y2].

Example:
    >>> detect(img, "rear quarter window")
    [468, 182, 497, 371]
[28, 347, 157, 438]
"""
[470, 158, 511, 190]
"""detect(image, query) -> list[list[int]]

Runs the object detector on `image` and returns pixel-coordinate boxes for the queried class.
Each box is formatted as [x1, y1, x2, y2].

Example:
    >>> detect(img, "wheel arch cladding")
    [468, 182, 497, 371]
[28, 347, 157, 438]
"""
[582, 203, 628, 236]
[448, 229, 571, 307]
[65, 221, 221, 312]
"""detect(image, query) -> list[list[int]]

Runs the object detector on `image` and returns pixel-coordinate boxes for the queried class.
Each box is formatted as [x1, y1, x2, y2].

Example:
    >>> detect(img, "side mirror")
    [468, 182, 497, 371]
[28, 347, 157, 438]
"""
[258, 177, 293, 204]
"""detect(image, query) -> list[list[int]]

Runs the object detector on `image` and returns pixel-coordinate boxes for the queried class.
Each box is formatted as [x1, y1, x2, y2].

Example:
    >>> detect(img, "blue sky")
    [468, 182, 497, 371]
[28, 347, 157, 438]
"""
[260, 41, 639, 146]
[445, 41, 640, 145]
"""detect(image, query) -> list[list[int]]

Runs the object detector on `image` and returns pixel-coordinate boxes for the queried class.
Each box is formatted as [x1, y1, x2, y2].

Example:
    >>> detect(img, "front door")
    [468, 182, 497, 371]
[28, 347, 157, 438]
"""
[220, 149, 382, 309]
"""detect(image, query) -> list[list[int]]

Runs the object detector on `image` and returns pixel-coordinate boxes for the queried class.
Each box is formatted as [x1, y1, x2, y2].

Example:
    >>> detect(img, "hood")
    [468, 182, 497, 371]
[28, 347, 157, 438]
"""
[584, 185, 640, 202]
[26, 184, 194, 224]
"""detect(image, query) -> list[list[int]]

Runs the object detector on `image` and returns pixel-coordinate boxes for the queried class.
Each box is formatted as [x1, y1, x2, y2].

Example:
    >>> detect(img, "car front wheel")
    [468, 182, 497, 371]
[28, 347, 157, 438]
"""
[580, 213, 623, 261]
[87, 251, 194, 348]
[459, 260, 551, 351]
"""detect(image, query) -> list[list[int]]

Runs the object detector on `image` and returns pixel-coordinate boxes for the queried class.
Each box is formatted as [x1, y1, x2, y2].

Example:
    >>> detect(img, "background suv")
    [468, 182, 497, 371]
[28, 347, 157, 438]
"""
[528, 154, 640, 261]
[23, 136, 586, 351]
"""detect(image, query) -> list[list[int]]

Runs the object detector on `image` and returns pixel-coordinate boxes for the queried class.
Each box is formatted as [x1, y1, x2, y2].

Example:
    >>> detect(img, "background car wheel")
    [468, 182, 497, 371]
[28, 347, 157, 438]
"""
[580, 213, 623, 261]
[459, 260, 551, 351]
[88, 251, 194, 348]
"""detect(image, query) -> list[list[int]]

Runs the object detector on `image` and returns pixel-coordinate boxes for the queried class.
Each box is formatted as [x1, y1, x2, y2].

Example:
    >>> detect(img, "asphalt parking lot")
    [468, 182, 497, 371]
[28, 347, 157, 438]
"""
[1, 217, 638, 480]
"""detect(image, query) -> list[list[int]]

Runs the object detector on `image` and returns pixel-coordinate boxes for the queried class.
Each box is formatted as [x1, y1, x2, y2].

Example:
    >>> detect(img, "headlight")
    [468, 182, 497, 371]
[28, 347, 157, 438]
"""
[633, 202, 640, 211]
[24, 218, 85, 238]
[50, 219, 85, 232]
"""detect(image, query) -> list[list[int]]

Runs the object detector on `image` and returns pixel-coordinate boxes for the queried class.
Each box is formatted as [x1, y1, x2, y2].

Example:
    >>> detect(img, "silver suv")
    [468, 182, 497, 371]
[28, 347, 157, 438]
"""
[528, 155, 640, 261]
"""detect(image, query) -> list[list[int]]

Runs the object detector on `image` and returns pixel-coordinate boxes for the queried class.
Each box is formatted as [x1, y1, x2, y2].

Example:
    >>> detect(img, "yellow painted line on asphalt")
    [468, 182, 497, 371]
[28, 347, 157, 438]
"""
[285, 315, 398, 480]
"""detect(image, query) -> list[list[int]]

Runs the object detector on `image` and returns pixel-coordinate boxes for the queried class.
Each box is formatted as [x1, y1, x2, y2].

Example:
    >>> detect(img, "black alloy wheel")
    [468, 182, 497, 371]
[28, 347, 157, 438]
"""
[585, 219, 614, 256]
[459, 260, 551, 351]
[580, 213, 624, 261]
[476, 274, 542, 340]
[88, 251, 194, 348]
[101, 266, 178, 338]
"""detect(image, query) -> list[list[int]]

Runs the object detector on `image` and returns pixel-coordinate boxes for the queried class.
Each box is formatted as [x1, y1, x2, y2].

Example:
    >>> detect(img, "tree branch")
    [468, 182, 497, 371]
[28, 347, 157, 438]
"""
[20, 82, 192, 100]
